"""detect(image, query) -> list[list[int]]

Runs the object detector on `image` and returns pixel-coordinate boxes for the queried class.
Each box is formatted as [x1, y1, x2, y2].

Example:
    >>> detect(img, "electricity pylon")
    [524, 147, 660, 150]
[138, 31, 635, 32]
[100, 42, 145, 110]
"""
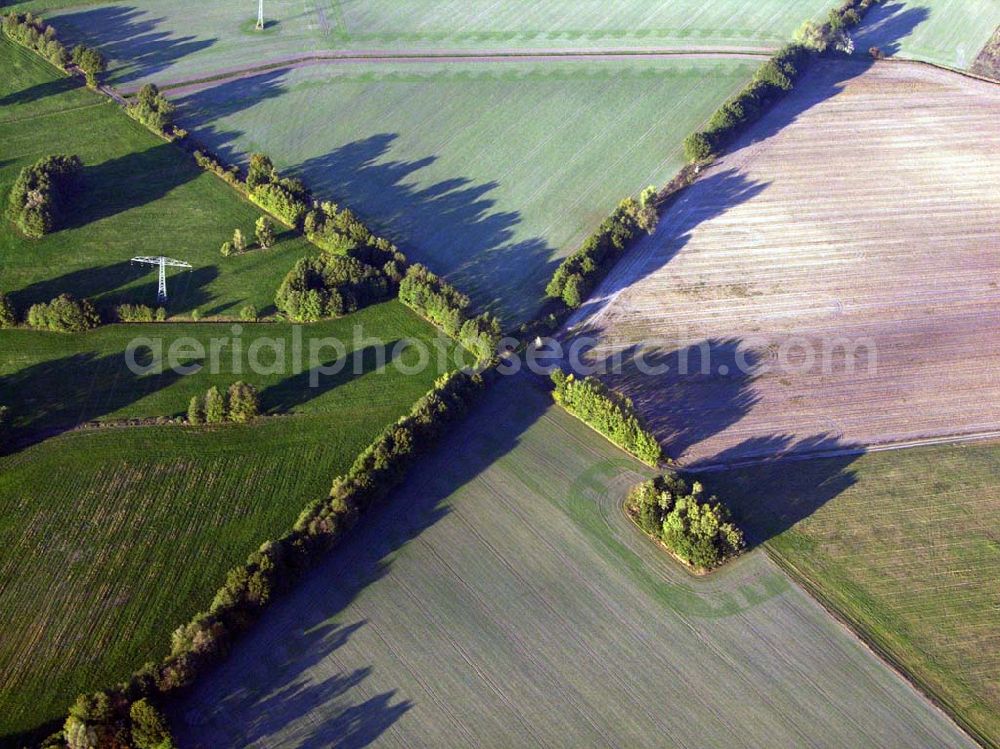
[131, 256, 192, 303]
[256, 0, 265, 30]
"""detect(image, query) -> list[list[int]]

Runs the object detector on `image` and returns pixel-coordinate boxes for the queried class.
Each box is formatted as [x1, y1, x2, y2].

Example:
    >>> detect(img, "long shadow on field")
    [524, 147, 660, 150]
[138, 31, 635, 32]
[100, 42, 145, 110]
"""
[9, 261, 217, 316]
[50, 5, 216, 86]
[0, 348, 188, 451]
[852, 2, 932, 60]
[177, 67, 290, 130]
[261, 341, 403, 414]
[60, 143, 203, 230]
[0, 74, 82, 109]
[696, 436, 864, 548]
[293, 135, 557, 324]
[169, 376, 550, 747]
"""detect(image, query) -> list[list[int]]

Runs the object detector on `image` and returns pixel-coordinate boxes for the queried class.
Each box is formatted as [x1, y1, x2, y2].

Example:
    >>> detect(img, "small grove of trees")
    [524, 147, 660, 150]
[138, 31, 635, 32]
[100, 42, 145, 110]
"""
[57, 370, 486, 742]
[245, 153, 312, 227]
[303, 201, 406, 280]
[116, 303, 167, 322]
[221, 218, 276, 256]
[187, 382, 261, 425]
[58, 691, 175, 749]
[625, 474, 745, 570]
[7, 154, 83, 238]
[550, 370, 663, 466]
[398, 264, 502, 362]
[70, 43, 106, 87]
[545, 192, 655, 309]
[27, 294, 100, 332]
[1, 11, 70, 68]
[275, 254, 391, 322]
[127, 83, 177, 136]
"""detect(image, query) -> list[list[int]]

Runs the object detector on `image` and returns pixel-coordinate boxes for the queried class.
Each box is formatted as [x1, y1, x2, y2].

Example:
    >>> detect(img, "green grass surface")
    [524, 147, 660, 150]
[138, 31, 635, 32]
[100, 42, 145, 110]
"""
[0, 298, 457, 740]
[169, 377, 974, 748]
[37, 0, 836, 87]
[174, 57, 756, 323]
[0, 300, 458, 434]
[0, 37, 315, 317]
[853, 0, 1000, 69]
[711, 442, 1000, 748]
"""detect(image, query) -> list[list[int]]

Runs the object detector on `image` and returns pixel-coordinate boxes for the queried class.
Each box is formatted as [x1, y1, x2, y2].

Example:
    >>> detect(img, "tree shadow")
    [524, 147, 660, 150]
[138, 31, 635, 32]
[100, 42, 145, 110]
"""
[696, 435, 865, 549]
[0, 74, 82, 108]
[0, 347, 189, 450]
[852, 1, 932, 59]
[60, 142, 203, 230]
[169, 374, 550, 747]
[51, 5, 216, 86]
[261, 341, 403, 414]
[9, 261, 217, 315]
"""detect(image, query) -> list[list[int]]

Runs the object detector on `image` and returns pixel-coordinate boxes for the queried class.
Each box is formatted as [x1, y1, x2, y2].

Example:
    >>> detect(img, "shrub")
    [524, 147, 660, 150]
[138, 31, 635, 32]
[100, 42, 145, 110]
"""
[220, 240, 234, 257]
[7, 153, 83, 237]
[204, 386, 226, 424]
[275, 254, 391, 322]
[232, 228, 247, 254]
[115, 303, 157, 322]
[255, 215, 275, 249]
[550, 370, 662, 466]
[626, 474, 744, 569]
[127, 83, 176, 135]
[227, 381, 261, 423]
[187, 396, 204, 425]
[129, 699, 174, 749]
[0, 291, 17, 328]
[27, 294, 100, 332]
[239, 304, 258, 322]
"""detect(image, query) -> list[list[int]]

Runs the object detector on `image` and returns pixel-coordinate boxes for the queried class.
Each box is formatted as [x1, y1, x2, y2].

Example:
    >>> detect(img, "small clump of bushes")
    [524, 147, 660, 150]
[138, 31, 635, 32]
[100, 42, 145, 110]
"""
[398, 264, 502, 363]
[275, 254, 392, 322]
[7, 154, 83, 238]
[625, 473, 745, 570]
[0, 291, 18, 328]
[126, 83, 178, 137]
[27, 294, 99, 332]
[550, 369, 662, 466]
[187, 382, 261, 425]
[115, 304, 166, 323]
[245, 153, 312, 227]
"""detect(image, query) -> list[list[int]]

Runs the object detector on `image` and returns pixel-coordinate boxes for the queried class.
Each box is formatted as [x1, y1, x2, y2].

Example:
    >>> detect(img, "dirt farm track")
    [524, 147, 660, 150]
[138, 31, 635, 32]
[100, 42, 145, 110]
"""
[570, 59, 1000, 465]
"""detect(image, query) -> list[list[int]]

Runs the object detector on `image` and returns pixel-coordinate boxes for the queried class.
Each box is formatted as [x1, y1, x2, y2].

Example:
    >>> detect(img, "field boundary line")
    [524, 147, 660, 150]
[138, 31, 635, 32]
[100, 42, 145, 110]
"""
[879, 56, 1000, 85]
[683, 430, 1000, 473]
[764, 546, 996, 749]
[143, 48, 772, 94]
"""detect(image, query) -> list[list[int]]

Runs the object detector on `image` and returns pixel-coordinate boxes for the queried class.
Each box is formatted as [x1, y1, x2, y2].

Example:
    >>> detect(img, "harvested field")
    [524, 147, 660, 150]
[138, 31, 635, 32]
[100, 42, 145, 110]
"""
[853, 0, 1000, 70]
[711, 440, 1000, 747]
[568, 59, 1000, 464]
[971, 25, 1000, 80]
[169, 377, 975, 749]
[45, 0, 835, 86]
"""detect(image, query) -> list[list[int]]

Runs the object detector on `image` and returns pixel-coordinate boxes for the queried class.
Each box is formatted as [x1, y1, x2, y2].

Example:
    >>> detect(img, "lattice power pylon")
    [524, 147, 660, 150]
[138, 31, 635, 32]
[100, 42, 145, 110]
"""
[256, 0, 265, 29]
[131, 256, 192, 303]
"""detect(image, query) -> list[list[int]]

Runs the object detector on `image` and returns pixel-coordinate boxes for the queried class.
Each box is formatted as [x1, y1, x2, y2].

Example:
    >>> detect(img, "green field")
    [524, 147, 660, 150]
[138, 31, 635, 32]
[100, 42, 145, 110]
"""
[0, 37, 314, 317]
[852, 0, 1000, 70]
[0, 301, 458, 435]
[171, 57, 756, 323]
[36, 0, 836, 88]
[711, 442, 1000, 747]
[169, 377, 974, 748]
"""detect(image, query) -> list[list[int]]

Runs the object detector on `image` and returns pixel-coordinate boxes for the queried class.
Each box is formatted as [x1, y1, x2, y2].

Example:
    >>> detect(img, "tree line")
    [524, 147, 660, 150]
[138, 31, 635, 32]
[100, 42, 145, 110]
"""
[625, 474, 745, 570]
[7, 154, 82, 238]
[50, 369, 487, 748]
[2, 12, 106, 86]
[550, 370, 662, 466]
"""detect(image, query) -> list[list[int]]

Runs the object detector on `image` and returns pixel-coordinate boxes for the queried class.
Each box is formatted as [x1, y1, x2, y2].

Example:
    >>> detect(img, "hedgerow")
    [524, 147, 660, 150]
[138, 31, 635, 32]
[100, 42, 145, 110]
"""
[398, 264, 502, 362]
[126, 83, 177, 138]
[1, 11, 70, 69]
[625, 474, 745, 570]
[7, 154, 83, 238]
[115, 304, 166, 323]
[550, 370, 662, 466]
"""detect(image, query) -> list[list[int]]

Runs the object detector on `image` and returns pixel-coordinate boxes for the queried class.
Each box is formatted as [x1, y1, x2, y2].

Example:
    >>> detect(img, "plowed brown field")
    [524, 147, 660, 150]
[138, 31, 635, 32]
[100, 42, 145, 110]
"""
[569, 60, 1000, 464]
